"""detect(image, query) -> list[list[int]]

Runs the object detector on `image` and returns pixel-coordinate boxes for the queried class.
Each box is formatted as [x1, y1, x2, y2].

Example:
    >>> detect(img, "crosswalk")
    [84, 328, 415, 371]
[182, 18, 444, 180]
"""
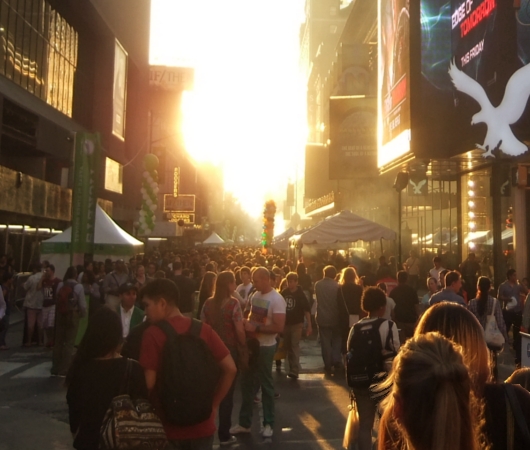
[0, 351, 54, 379]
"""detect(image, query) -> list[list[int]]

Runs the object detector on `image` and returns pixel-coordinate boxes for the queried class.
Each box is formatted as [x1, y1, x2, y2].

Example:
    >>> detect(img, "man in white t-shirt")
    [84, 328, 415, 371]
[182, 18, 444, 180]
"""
[429, 256, 445, 286]
[230, 267, 286, 439]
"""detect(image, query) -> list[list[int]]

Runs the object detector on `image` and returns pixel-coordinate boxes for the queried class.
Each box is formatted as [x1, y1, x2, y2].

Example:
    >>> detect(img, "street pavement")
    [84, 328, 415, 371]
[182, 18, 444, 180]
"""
[0, 309, 517, 450]
[0, 312, 351, 450]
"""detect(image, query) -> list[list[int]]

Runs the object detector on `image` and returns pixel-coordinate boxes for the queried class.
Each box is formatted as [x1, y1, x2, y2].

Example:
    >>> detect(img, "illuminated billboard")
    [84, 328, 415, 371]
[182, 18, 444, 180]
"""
[378, 0, 411, 168]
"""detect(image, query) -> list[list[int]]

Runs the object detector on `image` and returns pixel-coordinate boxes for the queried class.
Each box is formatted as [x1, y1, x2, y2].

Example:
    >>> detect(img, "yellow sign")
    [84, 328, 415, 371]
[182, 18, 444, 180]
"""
[166, 213, 195, 224]
[173, 167, 180, 197]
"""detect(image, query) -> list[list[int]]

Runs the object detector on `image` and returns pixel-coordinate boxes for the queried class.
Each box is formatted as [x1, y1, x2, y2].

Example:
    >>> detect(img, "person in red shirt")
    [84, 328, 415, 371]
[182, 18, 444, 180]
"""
[139, 279, 236, 450]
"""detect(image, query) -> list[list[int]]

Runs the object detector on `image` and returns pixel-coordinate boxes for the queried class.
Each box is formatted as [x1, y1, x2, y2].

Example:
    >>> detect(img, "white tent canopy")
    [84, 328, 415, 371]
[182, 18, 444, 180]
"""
[290, 210, 396, 245]
[202, 232, 225, 246]
[272, 227, 295, 250]
[41, 205, 143, 278]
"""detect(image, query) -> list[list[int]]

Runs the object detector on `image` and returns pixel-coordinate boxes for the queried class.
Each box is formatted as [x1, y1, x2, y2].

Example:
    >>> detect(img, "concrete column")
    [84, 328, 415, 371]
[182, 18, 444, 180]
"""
[514, 184, 527, 279]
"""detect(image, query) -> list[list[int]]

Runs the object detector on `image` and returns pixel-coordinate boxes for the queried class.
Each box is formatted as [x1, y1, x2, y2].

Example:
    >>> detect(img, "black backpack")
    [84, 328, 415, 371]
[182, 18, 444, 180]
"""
[346, 318, 395, 389]
[156, 319, 221, 426]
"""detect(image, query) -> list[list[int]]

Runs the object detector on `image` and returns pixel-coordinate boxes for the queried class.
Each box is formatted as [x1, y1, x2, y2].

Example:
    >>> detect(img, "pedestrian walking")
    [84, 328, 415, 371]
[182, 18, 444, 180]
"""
[230, 267, 286, 439]
[66, 307, 148, 450]
[39, 264, 61, 347]
[315, 265, 342, 373]
[139, 279, 236, 449]
[389, 271, 419, 343]
[51, 266, 86, 377]
[201, 271, 246, 446]
[23, 262, 44, 346]
[280, 272, 311, 379]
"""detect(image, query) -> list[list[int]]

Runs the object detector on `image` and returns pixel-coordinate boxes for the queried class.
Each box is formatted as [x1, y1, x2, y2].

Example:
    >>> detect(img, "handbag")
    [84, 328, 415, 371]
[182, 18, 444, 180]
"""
[484, 298, 505, 350]
[100, 359, 167, 450]
[506, 296, 519, 311]
[343, 391, 359, 449]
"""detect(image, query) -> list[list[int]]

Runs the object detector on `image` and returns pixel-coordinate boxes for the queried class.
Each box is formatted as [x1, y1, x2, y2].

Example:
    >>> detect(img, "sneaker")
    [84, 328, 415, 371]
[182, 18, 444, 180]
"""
[287, 373, 299, 379]
[220, 436, 238, 446]
[229, 424, 251, 434]
[262, 424, 273, 438]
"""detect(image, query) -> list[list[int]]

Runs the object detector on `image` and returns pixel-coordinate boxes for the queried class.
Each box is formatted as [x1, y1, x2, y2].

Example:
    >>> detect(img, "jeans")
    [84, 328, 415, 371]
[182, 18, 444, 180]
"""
[218, 351, 238, 442]
[167, 435, 214, 450]
[239, 344, 276, 428]
[0, 313, 9, 346]
[51, 311, 80, 376]
[352, 388, 376, 450]
[318, 325, 342, 369]
[503, 310, 522, 364]
[283, 323, 303, 376]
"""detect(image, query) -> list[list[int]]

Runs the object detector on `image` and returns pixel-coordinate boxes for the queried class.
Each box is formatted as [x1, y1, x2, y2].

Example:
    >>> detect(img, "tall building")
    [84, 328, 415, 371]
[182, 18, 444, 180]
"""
[0, 0, 151, 269]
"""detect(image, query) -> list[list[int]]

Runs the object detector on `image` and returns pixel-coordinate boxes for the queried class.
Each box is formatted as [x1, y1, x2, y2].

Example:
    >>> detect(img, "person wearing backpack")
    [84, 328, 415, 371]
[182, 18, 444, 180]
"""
[139, 278, 237, 450]
[51, 266, 86, 377]
[346, 287, 400, 450]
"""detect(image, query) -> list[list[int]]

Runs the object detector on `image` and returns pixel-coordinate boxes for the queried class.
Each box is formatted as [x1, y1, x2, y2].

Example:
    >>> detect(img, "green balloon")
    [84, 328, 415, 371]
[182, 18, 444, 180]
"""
[144, 154, 159, 171]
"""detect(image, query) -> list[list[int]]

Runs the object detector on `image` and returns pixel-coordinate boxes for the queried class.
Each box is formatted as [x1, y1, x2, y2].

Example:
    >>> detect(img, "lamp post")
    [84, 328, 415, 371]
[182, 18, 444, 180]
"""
[394, 172, 409, 266]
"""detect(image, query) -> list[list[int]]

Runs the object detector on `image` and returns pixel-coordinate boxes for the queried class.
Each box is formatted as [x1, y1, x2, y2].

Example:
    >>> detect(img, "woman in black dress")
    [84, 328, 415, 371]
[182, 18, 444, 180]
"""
[66, 307, 147, 450]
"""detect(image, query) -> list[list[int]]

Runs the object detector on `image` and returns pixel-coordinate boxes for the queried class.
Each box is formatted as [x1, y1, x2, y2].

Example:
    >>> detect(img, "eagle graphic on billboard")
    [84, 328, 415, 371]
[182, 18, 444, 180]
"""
[448, 59, 530, 157]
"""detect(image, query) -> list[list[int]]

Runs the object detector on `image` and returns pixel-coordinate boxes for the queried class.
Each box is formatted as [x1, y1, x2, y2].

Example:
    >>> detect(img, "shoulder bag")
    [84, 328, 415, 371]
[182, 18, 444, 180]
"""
[343, 391, 359, 449]
[100, 359, 167, 450]
[484, 297, 505, 350]
[340, 287, 359, 328]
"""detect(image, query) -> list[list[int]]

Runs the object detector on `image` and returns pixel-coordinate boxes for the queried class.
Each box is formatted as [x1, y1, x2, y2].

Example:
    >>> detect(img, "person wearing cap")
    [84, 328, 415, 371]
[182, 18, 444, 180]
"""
[117, 283, 144, 338]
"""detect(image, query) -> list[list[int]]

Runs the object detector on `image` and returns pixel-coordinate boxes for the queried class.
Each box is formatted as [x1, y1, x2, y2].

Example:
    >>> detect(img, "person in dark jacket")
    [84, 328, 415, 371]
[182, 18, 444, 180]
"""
[280, 272, 312, 379]
[66, 307, 147, 450]
[389, 271, 419, 343]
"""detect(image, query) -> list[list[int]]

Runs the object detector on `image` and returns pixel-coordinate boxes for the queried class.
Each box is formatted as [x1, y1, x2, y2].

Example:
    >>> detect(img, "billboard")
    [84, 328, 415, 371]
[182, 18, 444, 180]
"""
[329, 96, 377, 179]
[414, 0, 529, 159]
[149, 66, 194, 91]
[378, 0, 411, 168]
[163, 194, 196, 212]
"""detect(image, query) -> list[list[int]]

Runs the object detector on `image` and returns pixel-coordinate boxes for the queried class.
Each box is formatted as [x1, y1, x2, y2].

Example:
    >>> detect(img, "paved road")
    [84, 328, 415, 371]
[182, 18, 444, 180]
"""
[0, 310, 517, 449]
[0, 315, 350, 449]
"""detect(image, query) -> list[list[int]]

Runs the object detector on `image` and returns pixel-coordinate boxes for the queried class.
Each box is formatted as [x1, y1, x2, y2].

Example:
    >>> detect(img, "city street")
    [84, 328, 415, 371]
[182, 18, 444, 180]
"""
[0, 312, 351, 450]
[0, 309, 518, 450]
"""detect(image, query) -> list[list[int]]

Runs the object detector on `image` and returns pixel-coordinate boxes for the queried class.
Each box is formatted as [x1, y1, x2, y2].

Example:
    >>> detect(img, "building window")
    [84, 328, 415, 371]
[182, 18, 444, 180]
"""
[105, 157, 123, 194]
[0, 0, 78, 117]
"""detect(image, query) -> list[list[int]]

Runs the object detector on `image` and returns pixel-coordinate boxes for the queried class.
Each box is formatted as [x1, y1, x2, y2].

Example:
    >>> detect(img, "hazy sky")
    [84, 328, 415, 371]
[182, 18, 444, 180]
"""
[150, 0, 307, 218]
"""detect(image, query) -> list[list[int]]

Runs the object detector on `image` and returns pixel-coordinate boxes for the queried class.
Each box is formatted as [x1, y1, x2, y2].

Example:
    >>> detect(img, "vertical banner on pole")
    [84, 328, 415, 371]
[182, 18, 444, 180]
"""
[71, 132, 101, 266]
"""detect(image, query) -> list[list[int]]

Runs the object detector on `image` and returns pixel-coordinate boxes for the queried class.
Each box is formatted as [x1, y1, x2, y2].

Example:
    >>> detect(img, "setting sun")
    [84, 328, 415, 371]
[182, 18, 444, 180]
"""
[150, 0, 307, 217]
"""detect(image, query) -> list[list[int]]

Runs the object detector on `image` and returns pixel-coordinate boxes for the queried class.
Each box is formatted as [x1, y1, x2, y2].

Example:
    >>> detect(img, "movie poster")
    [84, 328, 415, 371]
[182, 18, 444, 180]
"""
[378, 0, 411, 167]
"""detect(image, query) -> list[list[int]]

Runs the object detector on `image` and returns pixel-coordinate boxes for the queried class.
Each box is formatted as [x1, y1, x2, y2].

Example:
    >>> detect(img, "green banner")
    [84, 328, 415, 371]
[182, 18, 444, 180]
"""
[71, 132, 101, 261]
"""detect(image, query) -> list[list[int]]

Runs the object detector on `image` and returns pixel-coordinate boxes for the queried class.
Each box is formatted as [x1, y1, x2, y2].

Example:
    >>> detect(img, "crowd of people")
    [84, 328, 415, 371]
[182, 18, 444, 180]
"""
[2, 245, 530, 449]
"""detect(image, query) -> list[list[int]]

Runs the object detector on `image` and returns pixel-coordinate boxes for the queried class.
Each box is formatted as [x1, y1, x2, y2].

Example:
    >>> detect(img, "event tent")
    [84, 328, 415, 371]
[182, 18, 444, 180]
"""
[202, 232, 225, 246]
[289, 210, 396, 246]
[41, 205, 144, 278]
[272, 227, 295, 250]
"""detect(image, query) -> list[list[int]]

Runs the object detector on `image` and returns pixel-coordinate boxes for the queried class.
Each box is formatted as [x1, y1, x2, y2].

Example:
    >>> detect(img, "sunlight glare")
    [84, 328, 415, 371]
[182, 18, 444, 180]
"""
[151, 0, 307, 218]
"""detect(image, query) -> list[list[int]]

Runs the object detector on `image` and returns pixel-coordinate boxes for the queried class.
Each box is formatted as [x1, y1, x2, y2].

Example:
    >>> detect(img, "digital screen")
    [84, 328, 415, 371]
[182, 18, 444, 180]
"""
[415, 0, 530, 158]
[378, 0, 412, 167]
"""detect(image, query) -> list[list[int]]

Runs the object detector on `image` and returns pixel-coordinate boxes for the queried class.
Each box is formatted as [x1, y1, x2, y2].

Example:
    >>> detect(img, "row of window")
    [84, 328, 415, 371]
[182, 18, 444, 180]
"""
[0, 0, 78, 117]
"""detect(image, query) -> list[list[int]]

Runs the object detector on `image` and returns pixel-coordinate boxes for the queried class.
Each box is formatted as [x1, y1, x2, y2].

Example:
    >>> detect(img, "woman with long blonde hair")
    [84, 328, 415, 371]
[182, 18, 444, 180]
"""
[380, 332, 480, 450]
[379, 302, 530, 449]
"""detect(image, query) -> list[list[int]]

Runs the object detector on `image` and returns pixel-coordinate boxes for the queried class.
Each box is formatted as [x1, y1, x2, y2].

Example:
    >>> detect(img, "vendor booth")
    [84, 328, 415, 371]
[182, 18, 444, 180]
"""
[41, 205, 144, 278]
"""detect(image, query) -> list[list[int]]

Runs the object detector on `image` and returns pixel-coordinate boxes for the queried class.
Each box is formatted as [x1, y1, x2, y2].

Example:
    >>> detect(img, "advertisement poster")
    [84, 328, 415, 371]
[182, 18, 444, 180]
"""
[329, 96, 377, 179]
[71, 133, 101, 264]
[378, 0, 411, 167]
[112, 40, 128, 139]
